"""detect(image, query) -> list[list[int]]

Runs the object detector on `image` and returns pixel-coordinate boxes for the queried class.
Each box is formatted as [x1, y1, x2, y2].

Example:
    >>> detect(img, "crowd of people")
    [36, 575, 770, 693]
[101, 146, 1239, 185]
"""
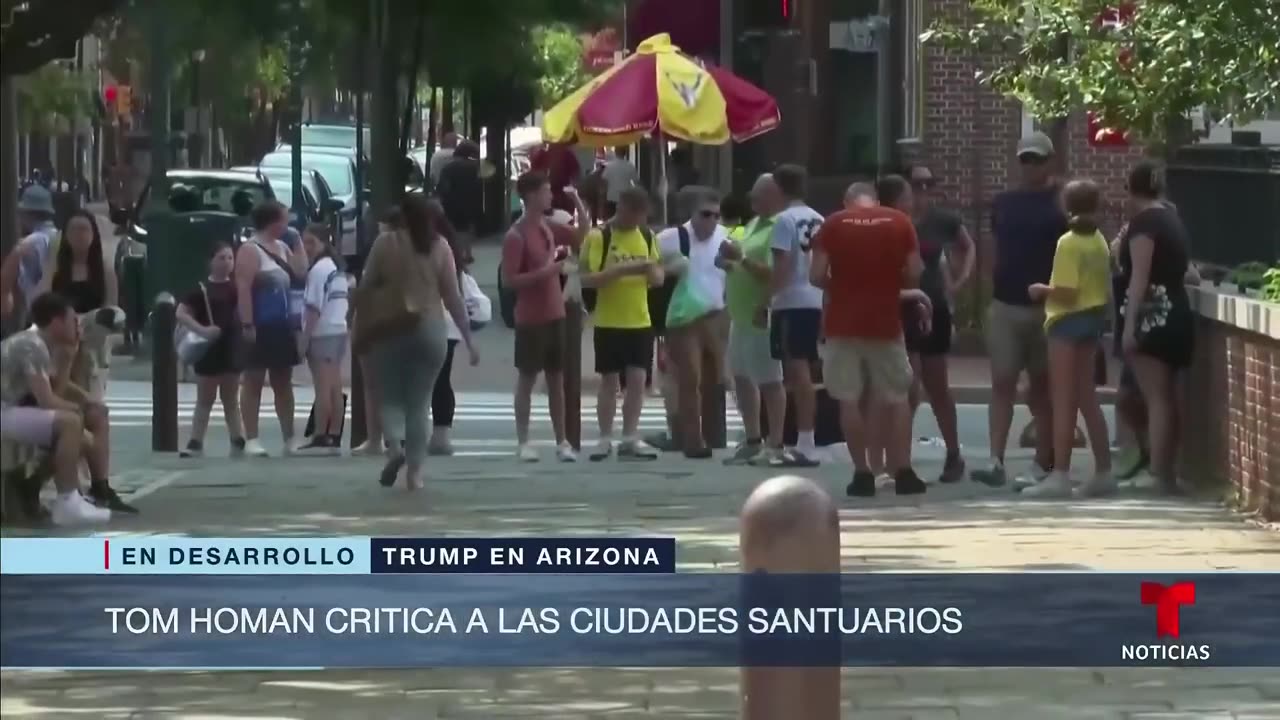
[500, 132, 1195, 501]
[0, 129, 1199, 525]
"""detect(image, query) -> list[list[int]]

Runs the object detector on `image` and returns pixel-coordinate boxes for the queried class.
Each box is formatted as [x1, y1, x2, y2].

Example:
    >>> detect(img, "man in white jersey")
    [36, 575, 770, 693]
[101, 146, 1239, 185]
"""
[764, 164, 825, 467]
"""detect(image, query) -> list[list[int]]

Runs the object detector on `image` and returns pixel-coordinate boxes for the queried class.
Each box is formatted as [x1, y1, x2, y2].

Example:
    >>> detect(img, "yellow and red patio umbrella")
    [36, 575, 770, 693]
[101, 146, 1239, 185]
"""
[542, 33, 780, 147]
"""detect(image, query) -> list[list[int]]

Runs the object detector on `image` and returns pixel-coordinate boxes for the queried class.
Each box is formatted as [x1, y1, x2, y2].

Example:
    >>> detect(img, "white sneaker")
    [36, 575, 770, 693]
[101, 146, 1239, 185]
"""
[589, 438, 614, 462]
[517, 444, 540, 463]
[1021, 470, 1073, 499]
[875, 473, 894, 490]
[1125, 470, 1159, 491]
[50, 492, 111, 526]
[1012, 463, 1053, 490]
[281, 437, 301, 457]
[1077, 471, 1118, 498]
[352, 440, 385, 457]
[556, 443, 578, 463]
[244, 439, 269, 458]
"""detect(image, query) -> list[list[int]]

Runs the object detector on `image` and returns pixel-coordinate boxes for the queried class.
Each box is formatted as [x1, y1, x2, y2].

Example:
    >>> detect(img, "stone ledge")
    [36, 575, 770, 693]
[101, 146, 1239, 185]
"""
[1188, 283, 1280, 340]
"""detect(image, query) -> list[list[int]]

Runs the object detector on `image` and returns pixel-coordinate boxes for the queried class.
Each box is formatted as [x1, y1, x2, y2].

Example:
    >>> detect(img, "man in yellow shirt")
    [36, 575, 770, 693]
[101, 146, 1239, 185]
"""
[581, 187, 664, 461]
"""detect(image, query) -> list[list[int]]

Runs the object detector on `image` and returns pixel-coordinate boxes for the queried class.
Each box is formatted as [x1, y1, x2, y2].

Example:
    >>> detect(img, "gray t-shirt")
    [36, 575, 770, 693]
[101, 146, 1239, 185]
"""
[0, 328, 53, 407]
[770, 204, 825, 310]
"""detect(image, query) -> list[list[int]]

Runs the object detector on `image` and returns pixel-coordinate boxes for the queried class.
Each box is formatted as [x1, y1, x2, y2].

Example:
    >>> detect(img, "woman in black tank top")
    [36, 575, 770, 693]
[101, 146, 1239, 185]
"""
[44, 209, 117, 313]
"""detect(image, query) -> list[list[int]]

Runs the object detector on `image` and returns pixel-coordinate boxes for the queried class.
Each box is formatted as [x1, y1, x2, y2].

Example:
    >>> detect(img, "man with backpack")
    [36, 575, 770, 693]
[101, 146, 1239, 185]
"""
[580, 186, 663, 461]
[501, 171, 590, 463]
[656, 186, 730, 459]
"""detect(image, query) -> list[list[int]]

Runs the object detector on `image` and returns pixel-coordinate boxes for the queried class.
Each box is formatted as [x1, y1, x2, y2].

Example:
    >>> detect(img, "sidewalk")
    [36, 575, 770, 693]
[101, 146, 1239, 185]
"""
[2, 448, 1276, 718]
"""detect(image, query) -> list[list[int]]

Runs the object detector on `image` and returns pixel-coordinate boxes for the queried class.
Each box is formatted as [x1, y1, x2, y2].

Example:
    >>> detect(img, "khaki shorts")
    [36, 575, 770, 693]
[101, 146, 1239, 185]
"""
[985, 301, 1048, 379]
[820, 337, 913, 403]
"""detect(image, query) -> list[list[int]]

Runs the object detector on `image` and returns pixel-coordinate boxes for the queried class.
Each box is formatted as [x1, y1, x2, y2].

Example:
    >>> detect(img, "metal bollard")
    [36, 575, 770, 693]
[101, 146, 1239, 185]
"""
[150, 293, 179, 452]
[350, 352, 367, 449]
[348, 275, 366, 448]
[739, 476, 841, 720]
[563, 301, 584, 451]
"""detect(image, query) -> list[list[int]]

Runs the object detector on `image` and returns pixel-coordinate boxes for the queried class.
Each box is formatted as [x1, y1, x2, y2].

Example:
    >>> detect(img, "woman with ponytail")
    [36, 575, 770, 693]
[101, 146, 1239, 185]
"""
[1117, 160, 1194, 495]
[1025, 179, 1114, 498]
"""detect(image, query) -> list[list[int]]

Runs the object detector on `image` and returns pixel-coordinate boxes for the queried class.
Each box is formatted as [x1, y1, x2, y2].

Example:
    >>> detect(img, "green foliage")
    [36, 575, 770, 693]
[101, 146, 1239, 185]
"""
[1229, 261, 1269, 291]
[923, 1, 1280, 146]
[1261, 267, 1280, 302]
[14, 63, 94, 134]
[531, 24, 592, 109]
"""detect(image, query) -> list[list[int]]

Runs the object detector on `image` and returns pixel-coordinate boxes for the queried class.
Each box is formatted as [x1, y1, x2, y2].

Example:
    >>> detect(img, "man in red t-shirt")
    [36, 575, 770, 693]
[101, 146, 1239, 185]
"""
[501, 171, 589, 463]
[810, 177, 927, 498]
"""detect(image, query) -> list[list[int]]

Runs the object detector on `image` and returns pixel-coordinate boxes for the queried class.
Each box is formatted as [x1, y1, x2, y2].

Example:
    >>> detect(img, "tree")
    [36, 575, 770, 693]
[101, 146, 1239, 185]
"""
[924, 0, 1280, 148]
[531, 24, 592, 109]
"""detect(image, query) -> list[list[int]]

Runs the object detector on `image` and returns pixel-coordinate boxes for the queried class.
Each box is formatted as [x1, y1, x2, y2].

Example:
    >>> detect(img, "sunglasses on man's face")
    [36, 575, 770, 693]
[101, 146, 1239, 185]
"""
[1019, 154, 1049, 166]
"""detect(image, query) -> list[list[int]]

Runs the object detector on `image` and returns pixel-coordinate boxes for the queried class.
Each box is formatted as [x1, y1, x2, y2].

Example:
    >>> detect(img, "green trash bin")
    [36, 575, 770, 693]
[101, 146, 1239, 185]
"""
[141, 212, 246, 315]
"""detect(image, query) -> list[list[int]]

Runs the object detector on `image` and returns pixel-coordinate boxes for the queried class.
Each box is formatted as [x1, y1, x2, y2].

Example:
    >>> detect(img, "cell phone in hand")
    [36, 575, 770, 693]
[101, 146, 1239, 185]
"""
[554, 246, 570, 261]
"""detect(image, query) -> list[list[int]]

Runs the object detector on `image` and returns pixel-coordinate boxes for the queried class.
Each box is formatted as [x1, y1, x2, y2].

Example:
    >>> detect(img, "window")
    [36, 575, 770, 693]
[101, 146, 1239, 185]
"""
[901, 0, 924, 140]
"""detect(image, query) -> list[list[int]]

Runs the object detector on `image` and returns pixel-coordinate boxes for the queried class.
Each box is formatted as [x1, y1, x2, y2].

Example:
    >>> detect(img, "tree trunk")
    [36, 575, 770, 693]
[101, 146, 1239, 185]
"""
[441, 86, 454, 133]
[370, 0, 405, 218]
[1, 77, 18, 260]
[483, 115, 505, 232]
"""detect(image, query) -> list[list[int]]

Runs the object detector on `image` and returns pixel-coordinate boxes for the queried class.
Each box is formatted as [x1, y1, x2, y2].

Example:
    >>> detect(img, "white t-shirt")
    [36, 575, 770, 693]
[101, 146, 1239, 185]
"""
[429, 148, 455, 183]
[303, 257, 349, 336]
[657, 222, 728, 313]
[601, 158, 638, 202]
[770, 203, 825, 310]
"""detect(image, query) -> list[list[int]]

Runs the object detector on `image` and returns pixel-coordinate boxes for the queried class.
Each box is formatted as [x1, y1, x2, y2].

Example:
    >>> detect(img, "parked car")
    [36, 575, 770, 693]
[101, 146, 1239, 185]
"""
[110, 169, 282, 319]
[299, 123, 371, 151]
[260, 149, 364, 257]
[281, 142, 424, 194]
[233, 165, 338, 227]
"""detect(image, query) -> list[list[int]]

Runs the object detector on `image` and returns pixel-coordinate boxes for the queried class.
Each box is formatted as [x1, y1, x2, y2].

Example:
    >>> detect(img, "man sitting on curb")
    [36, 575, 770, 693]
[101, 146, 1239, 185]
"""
[0, 293, 112, 526]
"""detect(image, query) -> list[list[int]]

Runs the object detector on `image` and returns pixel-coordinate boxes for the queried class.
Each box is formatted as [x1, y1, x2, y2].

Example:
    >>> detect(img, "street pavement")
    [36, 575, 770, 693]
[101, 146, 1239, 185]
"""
[3, 382, 1279, 718]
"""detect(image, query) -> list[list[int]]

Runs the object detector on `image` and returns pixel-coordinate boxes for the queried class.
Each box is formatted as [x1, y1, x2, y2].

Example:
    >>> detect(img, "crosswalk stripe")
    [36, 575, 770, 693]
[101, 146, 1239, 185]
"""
[101, 397, 744, 429]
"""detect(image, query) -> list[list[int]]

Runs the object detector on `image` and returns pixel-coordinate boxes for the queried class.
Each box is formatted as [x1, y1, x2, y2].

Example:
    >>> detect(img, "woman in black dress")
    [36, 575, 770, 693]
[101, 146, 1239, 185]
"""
[1118, 161, 1194, 494]
[176, 242, 246, 457]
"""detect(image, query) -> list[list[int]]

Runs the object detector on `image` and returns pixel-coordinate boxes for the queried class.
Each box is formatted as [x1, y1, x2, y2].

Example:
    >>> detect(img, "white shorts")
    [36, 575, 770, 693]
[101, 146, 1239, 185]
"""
[729, 322, 783, 385]
[821, 337, 913, 403]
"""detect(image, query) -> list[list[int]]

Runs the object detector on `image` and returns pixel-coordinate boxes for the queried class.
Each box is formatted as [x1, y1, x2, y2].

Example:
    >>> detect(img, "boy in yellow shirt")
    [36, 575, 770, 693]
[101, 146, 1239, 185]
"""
[580, 187, 664, 461]
[1026, 179, 1114, 498]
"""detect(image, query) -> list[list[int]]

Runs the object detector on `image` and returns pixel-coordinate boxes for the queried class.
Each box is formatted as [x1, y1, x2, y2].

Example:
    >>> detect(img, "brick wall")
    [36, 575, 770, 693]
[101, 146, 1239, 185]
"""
[1183, 317, 1279, 521]
[914, 1, 1146, 237]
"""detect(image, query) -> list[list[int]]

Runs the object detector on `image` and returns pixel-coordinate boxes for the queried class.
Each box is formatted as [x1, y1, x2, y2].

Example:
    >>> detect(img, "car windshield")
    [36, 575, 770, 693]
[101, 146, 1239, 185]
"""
[263, 154, 353, 196]
[149, 176, 271, 216]
[301, 125, 370, 150]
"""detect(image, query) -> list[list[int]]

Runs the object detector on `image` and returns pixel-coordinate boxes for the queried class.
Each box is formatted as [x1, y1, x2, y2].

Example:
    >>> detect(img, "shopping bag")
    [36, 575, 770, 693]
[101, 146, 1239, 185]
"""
[304, 392, 348, 439]
[664, 273, 712, 330]
[460, 271, 491, 331]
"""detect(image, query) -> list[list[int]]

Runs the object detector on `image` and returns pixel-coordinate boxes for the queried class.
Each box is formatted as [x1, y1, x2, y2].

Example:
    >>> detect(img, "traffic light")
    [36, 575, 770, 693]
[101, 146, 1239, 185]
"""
[108, 85, 132, 118]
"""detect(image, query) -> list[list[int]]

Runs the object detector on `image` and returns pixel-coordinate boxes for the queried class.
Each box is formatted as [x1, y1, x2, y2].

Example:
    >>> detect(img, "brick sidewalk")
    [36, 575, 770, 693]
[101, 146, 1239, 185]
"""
[2, 450, 1277, 718]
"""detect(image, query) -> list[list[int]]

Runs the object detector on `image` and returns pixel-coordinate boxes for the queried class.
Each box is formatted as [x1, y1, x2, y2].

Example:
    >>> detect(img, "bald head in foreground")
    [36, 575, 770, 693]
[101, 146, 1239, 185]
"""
[740, 475, 840, 720]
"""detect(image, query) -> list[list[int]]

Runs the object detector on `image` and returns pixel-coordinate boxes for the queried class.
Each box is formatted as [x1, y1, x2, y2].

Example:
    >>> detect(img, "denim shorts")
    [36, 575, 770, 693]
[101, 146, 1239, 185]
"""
[1047, 308, 1107, 342]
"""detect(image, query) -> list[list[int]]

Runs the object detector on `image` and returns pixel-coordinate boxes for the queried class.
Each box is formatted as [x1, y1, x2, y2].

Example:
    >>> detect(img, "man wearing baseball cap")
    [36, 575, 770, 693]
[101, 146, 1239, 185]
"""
[971, 131, 1066, 490]
[1, 185, 59, 334]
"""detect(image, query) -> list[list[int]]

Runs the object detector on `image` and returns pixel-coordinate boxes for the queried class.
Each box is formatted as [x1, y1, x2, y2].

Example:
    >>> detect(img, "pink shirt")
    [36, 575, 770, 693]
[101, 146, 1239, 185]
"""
[501, 218, 575, 326]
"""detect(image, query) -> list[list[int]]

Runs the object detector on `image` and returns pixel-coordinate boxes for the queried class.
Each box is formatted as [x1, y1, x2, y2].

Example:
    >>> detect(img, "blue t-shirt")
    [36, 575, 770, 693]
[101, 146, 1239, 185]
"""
[990, 187, 1067, 306]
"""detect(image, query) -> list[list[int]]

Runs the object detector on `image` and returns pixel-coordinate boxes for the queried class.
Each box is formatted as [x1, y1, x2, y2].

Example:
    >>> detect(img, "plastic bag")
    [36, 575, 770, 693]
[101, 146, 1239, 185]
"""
[664, 273, 711, 329]
[461, 271, 491, 331]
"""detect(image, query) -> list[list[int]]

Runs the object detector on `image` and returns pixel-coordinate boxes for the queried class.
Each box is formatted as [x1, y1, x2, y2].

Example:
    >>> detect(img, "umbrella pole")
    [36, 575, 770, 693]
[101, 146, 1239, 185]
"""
[657, 137, 669, 227]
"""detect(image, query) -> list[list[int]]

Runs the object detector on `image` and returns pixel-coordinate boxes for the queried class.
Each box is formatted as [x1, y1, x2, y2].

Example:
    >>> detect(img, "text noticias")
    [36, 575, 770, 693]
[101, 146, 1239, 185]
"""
[103, 606, 964, 636]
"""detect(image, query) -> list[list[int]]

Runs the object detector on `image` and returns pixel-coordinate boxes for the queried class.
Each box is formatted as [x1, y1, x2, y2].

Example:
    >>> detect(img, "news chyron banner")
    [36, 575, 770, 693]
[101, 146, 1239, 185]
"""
[1, 537, 1278, 669]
